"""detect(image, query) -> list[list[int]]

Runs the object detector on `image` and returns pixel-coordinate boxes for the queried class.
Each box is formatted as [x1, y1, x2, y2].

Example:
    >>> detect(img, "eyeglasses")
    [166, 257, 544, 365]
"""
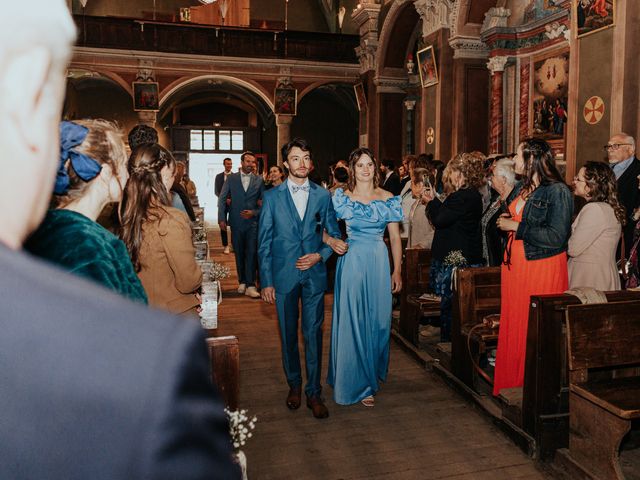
[603, 143, 632, 151]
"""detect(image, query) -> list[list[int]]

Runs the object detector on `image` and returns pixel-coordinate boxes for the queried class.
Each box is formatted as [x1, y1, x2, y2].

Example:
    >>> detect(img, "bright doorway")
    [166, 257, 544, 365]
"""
[188, 153, 241, 225]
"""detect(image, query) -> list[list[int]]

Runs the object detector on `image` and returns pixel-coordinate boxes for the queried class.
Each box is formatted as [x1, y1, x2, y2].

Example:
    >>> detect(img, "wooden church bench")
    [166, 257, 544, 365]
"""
[451, 266, 501, 390]
[206, 336, 240, 410]
[562, 301, 640, 479]
[398, 247, 438, 346]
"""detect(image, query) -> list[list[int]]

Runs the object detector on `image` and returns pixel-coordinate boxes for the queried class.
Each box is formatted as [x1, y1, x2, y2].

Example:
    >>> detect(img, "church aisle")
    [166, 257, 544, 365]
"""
[210, 231, 549, 479]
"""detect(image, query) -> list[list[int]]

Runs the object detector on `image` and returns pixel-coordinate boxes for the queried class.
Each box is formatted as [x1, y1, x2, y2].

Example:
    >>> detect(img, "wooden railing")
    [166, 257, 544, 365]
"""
[73, 15, 359, 64]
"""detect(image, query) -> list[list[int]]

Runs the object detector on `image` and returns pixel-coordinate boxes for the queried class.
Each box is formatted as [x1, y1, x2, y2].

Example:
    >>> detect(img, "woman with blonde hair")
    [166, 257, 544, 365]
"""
[120, 144, 202, 315]
[569, 161, 625, 290]
[26, 120, 147, 303]
[422, 153, 485, 342]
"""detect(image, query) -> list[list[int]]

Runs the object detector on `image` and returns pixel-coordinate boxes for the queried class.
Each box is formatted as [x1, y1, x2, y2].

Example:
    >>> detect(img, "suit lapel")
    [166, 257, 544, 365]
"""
[302, 183, 319, 234]
[281, 181, 303, 234]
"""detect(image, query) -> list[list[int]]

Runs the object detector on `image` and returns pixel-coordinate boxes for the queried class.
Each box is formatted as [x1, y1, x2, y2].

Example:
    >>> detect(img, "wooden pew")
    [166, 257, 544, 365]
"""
[522, 290, 640, 461]
[559, 301, 640, 479]
[206, 336, 239, 410]
[451, 267, 501, 390]
[398, 247, 438, 346]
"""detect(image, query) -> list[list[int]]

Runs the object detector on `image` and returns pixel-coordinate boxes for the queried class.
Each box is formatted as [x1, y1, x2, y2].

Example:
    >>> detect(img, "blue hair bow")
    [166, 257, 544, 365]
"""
[55, 121, 102, 195]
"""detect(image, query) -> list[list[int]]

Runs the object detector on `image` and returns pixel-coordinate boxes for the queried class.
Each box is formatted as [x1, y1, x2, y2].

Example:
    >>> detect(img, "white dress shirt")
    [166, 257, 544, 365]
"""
[241, 172, 252, 192]
[288, 179, 310, 220]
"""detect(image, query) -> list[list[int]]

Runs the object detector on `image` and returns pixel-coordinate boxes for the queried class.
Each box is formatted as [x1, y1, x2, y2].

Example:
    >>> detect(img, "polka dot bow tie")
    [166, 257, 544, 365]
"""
[291, 184, 310, 193]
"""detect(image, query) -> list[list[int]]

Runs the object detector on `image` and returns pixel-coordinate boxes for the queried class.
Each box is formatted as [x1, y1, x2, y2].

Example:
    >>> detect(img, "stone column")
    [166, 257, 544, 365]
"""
[404, 100, 416, 155]
[276, 115, 293, 166]
[518, 62, 530, 143]
[487, 56, 508, 154]
[136, 60, 157, 127]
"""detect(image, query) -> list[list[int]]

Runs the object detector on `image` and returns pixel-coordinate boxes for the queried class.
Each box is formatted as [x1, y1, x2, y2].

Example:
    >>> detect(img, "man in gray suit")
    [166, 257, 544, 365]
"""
[0, 2, 238, 479]
[218, 151, 265, 298]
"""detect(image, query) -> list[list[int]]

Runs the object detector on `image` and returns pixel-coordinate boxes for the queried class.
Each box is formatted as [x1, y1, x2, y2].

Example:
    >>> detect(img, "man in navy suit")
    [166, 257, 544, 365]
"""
[0, 1, 238, 479]
[607, 133, 640, 258]
[218, 151, 264, 298]
[258, 138, 342, 419]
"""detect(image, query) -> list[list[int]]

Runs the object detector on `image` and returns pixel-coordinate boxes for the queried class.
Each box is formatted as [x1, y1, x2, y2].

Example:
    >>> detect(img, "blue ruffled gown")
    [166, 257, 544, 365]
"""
[327, 189, 403, 405]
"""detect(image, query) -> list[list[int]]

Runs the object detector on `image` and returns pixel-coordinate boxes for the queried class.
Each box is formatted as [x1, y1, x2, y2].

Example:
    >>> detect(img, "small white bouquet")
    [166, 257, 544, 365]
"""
[443, 249, 467, 267]
[225, 408, 257, 450]
[209, 261, 230, 282]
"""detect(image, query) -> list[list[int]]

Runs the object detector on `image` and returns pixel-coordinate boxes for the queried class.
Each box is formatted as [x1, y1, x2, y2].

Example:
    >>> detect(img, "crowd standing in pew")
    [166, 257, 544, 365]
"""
[0, 1, 239, 477]
[120, 143, 203, 316]
[494, 138, 573, 397]
[25, 119, 147, 304]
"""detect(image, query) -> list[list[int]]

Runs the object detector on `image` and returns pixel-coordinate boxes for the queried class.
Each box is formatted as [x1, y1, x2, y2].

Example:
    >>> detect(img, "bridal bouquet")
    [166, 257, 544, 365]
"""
[224, 408, 257, 450]
[443, 250, 467, 267]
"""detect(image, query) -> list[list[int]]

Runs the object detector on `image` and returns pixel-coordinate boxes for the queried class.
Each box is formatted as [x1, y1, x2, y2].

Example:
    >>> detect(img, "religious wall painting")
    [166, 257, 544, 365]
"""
[133, 82, 159, 112]
[531, 51, 569, 141]
[574, 0, 614, 38]
[417, 46, 438, 88]
[274, 86, 297, 115]
[354, 83, 367, 112]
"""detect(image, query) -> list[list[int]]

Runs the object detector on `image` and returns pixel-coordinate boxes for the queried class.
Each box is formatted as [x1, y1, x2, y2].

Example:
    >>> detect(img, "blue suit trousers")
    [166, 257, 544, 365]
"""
[275, 277, 325, 398]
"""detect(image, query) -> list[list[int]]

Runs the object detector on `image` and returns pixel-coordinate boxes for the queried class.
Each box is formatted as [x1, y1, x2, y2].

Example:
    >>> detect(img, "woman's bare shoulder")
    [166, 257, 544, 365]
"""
[375, 188, 393, 200]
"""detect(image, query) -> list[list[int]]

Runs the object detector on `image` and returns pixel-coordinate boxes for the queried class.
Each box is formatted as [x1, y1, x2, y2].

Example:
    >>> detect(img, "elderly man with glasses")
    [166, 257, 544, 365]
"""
[605, 133, 640, 257]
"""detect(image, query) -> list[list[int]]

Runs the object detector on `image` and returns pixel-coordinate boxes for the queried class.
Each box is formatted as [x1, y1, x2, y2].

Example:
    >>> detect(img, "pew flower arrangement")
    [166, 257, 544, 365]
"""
[443, 250, 467, 267]
[192, 228, 207, 243]
[224, 408, 257, 450]
[209, 261, 230, 282]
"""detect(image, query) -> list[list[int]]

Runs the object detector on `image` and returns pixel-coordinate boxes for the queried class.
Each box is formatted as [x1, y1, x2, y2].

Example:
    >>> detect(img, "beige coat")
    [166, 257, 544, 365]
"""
[138, 207, 202, 314]
[408, 200, 434, 249]
[568, 202, 621, 291]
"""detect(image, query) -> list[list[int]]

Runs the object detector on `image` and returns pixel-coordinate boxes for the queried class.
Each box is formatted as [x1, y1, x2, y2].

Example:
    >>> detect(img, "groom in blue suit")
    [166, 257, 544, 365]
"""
[258, 138, 341, 419]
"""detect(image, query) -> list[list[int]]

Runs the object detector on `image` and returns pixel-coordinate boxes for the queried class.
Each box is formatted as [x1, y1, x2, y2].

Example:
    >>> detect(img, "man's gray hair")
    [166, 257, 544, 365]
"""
[493, 158, 516, 186]
[0, 0, 76, 71]
[615, 132, 636, 150]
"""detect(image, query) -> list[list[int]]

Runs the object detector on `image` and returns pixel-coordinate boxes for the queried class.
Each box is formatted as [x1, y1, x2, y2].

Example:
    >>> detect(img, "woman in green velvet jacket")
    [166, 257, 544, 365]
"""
[25, 120, 147, 303]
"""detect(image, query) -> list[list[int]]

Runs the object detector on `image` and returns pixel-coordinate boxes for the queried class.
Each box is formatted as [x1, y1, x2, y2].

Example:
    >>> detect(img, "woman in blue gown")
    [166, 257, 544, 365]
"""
[327, 147, 403, 407]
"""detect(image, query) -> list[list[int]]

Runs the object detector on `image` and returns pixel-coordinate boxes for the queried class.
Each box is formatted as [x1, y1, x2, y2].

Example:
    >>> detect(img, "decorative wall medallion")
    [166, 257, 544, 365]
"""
[426, 127, 435, 144]
[583, 96, 605, 125]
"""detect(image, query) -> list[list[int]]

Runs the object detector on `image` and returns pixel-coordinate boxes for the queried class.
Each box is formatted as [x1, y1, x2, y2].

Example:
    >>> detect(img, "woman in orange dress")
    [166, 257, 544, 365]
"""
[493, 139, 573, 396]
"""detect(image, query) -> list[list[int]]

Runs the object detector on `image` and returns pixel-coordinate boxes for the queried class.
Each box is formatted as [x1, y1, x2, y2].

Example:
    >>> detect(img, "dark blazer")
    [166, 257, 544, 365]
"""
[0, 245, 238, 479]
[616, 157, 640, 253]
[382, 172, 402, 196]
[217, 172, 264, 231]
[214, 171, 229, 197]
[428, 187, 483, 264]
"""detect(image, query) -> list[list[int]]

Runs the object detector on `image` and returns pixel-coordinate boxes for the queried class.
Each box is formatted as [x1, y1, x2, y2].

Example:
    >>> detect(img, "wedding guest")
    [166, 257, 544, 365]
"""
[481, 157, 516, 266]
[26, 120, 147, 303]
[422, 153, 485, 342]
[399, 155, 426, 239]
[120, 144, 202, 315]
[0, 2, 238, 477]
[328, 147, 402, 407]
[398, 163, 410, 190]
[380, 158, 402, 196]
[568, 161, 624, 290]
[265, 165, 285, 190]
[407, 168, 434, 249]
[494, 138, 572, 396]
[329, 166, 349, 195]
[215, 157, 233, 254]
[606, 133, 640, 258]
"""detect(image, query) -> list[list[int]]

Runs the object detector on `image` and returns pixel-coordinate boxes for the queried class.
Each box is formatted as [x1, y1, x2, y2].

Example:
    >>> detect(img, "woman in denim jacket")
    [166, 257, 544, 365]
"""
[493, 138, 573, 396]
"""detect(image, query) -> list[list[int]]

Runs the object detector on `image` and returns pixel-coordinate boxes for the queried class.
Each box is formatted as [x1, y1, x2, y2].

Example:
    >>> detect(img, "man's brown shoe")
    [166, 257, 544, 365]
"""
[306, 396, 329, 419]
[286, 386, 302, 410]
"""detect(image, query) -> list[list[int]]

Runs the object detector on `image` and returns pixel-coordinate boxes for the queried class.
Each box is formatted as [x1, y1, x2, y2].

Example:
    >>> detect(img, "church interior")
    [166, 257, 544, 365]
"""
[15, 0, 640, 478]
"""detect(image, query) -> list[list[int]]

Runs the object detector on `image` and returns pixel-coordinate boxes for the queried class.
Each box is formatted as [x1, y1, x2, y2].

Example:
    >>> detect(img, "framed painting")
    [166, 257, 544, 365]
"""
[530, 50, 569, 142]
[574, 0, 615, 38]
[354, 82, 367, 111]
[274, 86, 297, 115]
[132, 81, 159, 112]
[417, 46, 438, 88]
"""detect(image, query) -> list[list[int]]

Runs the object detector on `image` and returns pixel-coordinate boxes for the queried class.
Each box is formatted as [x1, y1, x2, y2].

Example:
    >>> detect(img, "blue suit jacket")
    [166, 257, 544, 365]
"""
[258, 180, 340, 294]
[217, 172, 264, 231]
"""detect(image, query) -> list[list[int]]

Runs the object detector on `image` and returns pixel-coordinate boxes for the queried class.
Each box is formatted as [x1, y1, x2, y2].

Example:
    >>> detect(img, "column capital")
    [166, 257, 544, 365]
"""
[413, 0, 456, 39]
[481, 7, 511, 34]
[352, 1, 381, 75]
[404, 100, 417, 111]
[449, 35, 489, 59]
[487, 56, 508, 74]
[136, 59, 156, 82]
[276, 114, 293, 126]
